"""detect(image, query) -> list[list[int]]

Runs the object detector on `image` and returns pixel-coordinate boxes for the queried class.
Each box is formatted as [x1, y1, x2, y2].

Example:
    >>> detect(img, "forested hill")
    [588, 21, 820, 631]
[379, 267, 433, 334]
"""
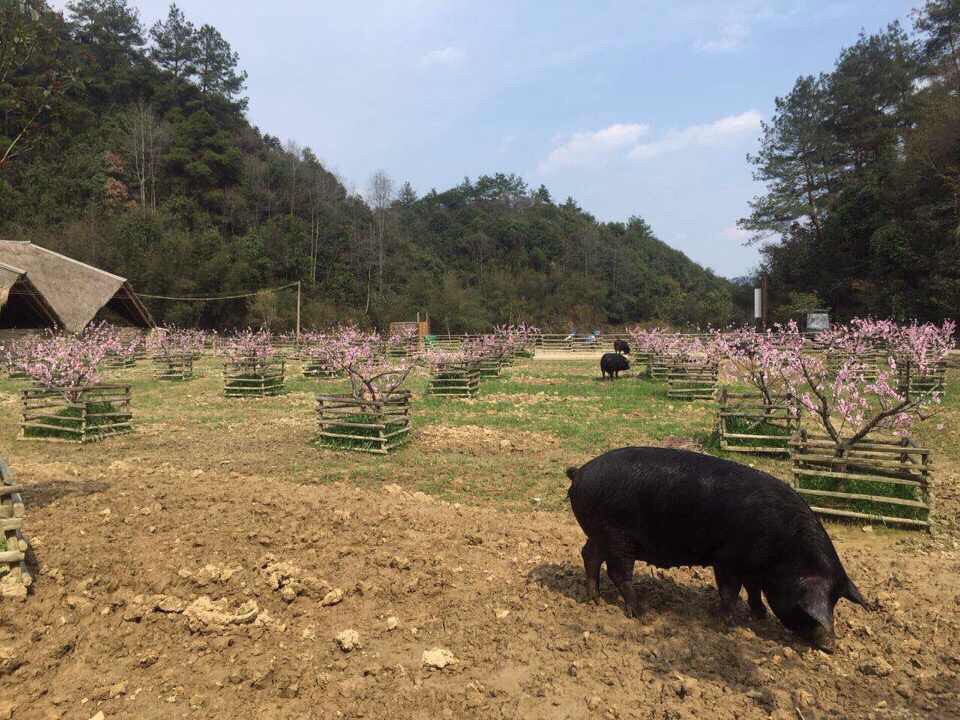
[741, 3, 960, 324]
[0, 1, 741, 332]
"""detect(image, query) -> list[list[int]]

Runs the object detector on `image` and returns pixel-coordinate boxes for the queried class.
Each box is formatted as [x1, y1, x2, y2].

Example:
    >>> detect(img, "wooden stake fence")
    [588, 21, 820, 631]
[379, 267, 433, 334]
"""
[0, 459, 31, 600]
[19, 385, 133, 443]
[428, 363, 480, 398]
[667, 363, 718, 401]
[316, 391, 411, 454]
[717, 388, 799, 454]
[153, 354, 194, 381]
[790, 431, 932, 529]
[224, 357, 286, 397]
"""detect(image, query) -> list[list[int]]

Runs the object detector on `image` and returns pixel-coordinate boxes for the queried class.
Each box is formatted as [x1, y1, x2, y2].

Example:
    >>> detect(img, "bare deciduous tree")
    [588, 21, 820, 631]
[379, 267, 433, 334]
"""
[119, 100, 167, 212]
[368, 170, 394, 297]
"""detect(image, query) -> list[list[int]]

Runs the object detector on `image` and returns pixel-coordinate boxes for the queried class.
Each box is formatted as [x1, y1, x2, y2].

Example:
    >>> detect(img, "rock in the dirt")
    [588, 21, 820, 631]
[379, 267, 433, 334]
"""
[89, 712, 105, 720]
[386, 616, 399, 631]
[183, 596, 260, 633]
[335, 629, 360, 652]
[673, 674, 701, 700]
[859, 657, 894, 677]
[320, 588, 344, 607]
[792, 689, 815, 708]
[422, 647, 457, 670]
[0, 647, 22, 677]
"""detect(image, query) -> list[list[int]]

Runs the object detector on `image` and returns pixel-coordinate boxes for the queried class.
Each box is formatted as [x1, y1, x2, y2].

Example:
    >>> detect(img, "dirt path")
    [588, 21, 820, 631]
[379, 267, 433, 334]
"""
[1, 458, 958, 720]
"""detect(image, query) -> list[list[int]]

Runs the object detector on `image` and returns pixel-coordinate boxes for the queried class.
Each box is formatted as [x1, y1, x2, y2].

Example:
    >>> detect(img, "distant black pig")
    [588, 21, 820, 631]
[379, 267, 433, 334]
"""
[600, 353, 629, 379]
[566, 447, 866, 651]
[614, 339, 631, 355]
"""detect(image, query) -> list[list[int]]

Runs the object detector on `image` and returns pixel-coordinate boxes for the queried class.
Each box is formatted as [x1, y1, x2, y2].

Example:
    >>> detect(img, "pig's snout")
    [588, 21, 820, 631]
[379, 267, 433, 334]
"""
[811, 624, 836, 653]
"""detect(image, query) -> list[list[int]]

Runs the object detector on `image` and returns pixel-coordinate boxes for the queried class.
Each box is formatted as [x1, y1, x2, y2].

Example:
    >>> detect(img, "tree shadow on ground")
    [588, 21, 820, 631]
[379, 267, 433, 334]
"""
[19, 480, 110, 510]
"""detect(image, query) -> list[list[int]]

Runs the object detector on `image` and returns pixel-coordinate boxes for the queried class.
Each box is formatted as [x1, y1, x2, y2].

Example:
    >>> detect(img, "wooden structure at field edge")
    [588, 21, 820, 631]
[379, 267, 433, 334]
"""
[717, 388, 799, 454]
[0, 459, 31, 600]
[224, 357, 286, 397]
[790, 431, 932, 530]
[19, 384, 133, 443]
[316, 391, 411, 454]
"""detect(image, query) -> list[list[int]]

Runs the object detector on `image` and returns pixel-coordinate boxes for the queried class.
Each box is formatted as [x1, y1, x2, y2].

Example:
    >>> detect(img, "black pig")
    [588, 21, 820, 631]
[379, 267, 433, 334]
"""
[566, 446, 866, 651]
[614, 339, 631, 355]
[600, 352, 630, 379]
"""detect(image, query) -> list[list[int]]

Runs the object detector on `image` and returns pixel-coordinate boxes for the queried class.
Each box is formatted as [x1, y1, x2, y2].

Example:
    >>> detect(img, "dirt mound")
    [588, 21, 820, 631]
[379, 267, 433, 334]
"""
[419, 424, 560, 454]
[0, 462, 957, 719]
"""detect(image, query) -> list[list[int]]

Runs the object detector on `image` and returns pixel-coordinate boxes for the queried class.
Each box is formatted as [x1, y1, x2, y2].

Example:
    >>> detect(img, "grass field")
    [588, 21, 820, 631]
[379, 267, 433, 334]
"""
[1, 355, 958, 522]
[3, 354, 960, 719]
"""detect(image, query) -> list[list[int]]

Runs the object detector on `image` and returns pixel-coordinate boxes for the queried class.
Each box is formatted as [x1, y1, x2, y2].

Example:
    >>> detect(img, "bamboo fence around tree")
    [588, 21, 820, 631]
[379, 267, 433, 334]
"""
[303, 359, 341, 379]
[477, 358, 503, 378]
[897, 357, 947, 397]
[427, 362, 481, 398]
[19, 384, 132, 443]
[790, 430, 932, 530]
[716, 388, 799, 454]
[825, 349, 888, 381]
[224, 356, 286, 397]
[104, 354, 137, 369]
[646, 353, 673, 381]
[316, 391, 411, 454]
[666, 362, 718, 401]
[0, 459, 31, 600]
[153, 354, 194, 381]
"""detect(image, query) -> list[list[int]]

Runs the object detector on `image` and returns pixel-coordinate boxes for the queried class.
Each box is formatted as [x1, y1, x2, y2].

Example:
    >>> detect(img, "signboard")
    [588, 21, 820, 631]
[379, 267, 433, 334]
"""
[806, 311, 830, 332]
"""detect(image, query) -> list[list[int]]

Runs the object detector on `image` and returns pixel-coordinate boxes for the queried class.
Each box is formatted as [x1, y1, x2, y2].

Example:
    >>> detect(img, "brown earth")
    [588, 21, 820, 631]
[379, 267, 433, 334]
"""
[1, 458, 959, 720]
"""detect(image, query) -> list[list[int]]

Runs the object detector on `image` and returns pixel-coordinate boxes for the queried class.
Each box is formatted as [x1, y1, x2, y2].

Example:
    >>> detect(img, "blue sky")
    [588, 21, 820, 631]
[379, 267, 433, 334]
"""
[58, 0, 917, 277]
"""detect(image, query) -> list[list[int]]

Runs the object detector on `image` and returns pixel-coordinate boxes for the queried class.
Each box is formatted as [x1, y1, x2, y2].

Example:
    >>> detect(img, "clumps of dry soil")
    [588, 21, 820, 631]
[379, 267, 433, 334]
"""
[419, 424, 560, 454]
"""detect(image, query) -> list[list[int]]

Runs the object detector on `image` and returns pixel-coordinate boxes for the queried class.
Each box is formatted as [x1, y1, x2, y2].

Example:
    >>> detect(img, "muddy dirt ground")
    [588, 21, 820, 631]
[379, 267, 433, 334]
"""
[1, 359, 959, 719]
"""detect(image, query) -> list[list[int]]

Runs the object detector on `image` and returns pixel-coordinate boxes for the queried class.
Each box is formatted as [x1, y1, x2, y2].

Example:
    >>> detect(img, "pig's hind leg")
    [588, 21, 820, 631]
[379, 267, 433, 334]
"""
[744, 578, 767, 619]
[580, 538, 603, 604]
[606, 555, 640, 618]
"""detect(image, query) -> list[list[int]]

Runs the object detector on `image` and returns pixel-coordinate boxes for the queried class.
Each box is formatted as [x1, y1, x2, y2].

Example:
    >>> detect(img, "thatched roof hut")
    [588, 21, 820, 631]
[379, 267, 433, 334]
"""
[0, 260, 62, 330]
[0, 241, 153, 332]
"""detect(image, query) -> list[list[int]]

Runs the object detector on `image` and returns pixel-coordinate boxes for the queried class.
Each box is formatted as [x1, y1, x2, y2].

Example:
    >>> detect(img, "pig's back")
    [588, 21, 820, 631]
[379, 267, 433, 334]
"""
[568, 447, 823, 570]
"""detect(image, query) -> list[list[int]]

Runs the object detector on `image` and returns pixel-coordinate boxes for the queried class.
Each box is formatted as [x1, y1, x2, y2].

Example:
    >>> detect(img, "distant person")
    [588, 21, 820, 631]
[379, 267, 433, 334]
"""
[565, 326, 577, 342]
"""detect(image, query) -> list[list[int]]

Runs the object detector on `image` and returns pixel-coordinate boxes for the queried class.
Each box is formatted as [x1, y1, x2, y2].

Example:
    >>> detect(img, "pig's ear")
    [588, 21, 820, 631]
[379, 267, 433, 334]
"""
[798, 577, 834, 632]
[843, 578, 866, 607]
[565, 467, 579, 483]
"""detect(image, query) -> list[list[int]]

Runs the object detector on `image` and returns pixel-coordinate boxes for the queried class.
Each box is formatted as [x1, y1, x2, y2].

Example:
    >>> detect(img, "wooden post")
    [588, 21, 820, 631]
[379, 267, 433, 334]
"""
[761, 274, 769, 330]
[296, 281, 302, 341]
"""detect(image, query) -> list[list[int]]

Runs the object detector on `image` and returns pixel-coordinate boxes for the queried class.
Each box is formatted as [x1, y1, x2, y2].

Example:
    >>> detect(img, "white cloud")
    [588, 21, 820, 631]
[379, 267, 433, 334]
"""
[721, 225, 752, 243]
[419, 46, 465, 68]
[696, 20, 751, 52]
[628, 110, 762, 160]
[539, 123, 650, 173]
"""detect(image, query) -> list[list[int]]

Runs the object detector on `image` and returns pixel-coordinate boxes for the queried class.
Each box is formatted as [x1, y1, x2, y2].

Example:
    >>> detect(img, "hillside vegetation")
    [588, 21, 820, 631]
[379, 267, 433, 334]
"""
[0, 0, 741, 332]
